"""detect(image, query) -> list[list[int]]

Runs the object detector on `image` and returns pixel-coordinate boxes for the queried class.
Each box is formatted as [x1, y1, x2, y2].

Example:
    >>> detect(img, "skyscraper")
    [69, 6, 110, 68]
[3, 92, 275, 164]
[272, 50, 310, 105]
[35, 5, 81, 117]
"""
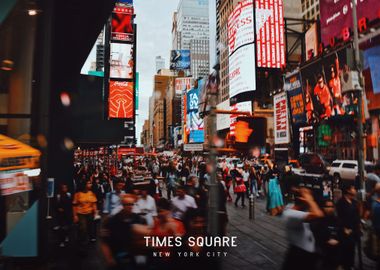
[173, 0, 210, 79]
[155, 56, 166, 73]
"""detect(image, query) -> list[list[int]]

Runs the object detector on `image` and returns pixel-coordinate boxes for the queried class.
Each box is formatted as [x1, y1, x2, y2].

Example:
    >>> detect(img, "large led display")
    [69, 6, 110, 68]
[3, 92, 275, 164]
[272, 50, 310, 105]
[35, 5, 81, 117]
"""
[110, 43, 134, 79]
[320, 0, 380, 46]
[284, 71, 307, 126]
[186, 79, 204, 143]
[108, 80, 134, 119]
[228, 0, 256, 103]
[170, 50, 191, 70]
[255, 0, 285, 68]
[111, 6, 134, 42]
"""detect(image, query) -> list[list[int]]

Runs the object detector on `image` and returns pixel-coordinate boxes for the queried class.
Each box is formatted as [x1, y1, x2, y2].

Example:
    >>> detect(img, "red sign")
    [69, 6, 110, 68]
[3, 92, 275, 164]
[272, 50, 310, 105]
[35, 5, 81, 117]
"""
[109, 81, 134, 119]
[320, 0, 380, 46]
[256, 0, 285, 68]
[0, 172, 32, 196]
[111, 6, 134, 42]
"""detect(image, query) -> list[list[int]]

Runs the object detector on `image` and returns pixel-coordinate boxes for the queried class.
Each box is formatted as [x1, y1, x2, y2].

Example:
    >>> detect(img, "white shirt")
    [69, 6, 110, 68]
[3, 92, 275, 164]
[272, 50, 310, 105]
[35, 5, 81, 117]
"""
[242, 171, 250, 182]
[282, 206, 316, 253]
[171, 194, 197, 220]
[134, 195, 157, 227]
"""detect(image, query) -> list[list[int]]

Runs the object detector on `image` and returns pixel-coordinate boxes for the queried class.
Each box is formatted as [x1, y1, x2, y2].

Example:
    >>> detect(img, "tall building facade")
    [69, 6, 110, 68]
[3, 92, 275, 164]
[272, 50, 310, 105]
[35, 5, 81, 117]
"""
[301, 0, 319, 20]
[174, 0, 210, 79]
[155, 56, 165, 73]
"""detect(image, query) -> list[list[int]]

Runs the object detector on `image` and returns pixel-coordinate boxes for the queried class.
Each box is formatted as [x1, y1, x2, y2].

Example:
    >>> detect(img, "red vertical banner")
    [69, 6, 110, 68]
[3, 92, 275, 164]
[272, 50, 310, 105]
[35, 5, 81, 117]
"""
[108, 81, 134, 119]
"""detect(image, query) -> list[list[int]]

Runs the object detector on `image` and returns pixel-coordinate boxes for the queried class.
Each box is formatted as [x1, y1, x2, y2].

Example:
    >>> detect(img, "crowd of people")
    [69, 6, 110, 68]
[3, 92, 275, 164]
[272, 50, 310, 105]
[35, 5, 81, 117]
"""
[52, 154, 380, 270]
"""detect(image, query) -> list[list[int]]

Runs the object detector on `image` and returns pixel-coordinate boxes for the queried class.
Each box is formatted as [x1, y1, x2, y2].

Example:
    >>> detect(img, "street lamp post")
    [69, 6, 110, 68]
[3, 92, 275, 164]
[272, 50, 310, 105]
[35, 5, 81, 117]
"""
[351, 1, 365, 269]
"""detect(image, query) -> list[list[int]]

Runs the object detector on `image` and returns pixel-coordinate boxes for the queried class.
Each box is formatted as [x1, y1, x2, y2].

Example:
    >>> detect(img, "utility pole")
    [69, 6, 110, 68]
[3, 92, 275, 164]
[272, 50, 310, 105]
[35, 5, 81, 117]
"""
[207, 67, 220, 236]
[351, 1, 364, 269]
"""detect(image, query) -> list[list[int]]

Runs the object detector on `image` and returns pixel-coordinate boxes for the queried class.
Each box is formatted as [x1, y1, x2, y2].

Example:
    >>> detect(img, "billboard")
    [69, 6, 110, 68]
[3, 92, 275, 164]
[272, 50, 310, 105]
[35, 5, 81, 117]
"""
[217, 100, 231, 131]
[274, 92, 290, 144]
[255, 0, 285, 68]
[110, 43, 134, 79]
[300, 47, 359, 124]
[305, 23, 319, 61]
[284, 71, 307, 126]
[320, 0, 380, 46]
[228, 0, 256, 103]
[228, 0, 255, 55]
[111, 5, 134, 42]
[177, 78, 194, 144]
[108, 81, 134, 119]
[170, 50, 191, 70]
[186, 79, 205, 143]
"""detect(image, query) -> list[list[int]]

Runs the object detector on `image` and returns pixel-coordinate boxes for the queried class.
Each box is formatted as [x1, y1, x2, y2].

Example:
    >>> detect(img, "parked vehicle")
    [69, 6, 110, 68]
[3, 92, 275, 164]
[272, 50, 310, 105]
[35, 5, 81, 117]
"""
[328, 160, 373, 182]
[297, 153, 329, 175]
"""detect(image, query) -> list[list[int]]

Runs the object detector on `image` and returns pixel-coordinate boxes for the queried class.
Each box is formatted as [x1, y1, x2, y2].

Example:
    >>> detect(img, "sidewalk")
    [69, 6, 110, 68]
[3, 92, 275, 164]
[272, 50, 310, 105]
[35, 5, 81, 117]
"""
[222, 197, 377, 270]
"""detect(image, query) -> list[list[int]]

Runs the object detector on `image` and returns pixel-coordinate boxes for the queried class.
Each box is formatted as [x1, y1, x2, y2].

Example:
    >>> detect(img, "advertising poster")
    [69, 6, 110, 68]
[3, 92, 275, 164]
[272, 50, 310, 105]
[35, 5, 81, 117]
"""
[228, 0, 255, 55]
[170, 50, 191, 70]
[0, 172, 32, 196]
[108, 81, 134, 119]
[274, 92, 290, 144]
[228, 0, 256, 103]
[255, 0, 285, 68]
[284, 71, 306, 126]
[300, 47, 359, 124]
[320, 0, 380, 46]
[111, 5, 134, 42]
[186, 80, 204, 143]
[305, 23, 319, 61]
[110, 43, 134, 79]
[229, 44, 256, 101]
[177, 78, 194, 144]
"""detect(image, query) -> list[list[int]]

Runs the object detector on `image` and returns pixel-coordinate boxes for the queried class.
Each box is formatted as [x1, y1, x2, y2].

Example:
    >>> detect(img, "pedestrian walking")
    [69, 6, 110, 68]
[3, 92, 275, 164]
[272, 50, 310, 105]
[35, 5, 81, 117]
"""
[267, 169, 284, 216]
[282, 187, 324, 270]
[54, 184, 72, 247]
[73, 180, 98, 244]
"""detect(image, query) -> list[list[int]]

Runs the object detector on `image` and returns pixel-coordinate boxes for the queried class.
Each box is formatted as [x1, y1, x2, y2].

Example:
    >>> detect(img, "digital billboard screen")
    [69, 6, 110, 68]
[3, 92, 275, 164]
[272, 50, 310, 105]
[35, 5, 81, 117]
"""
[228, 0, 256, 103]
[273, 92, 290, 144]
[186, 79, 204, 143]
[177, 78, 194, 144]
[255, 0, 285, 68]
[170, 50, 191, 70]
[300, 47, 359, 124]
[108, 81, 134, 119]
[320, 0, 380, 46]
[111, 6, 134, 42]
[110, 43, 134, 79]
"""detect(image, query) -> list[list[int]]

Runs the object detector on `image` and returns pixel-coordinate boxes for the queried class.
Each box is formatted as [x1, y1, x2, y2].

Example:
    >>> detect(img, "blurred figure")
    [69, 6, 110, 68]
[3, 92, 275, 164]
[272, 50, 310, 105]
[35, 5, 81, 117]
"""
[313, 200, 340, 270]
[336, 185, 361, 270]
[100, 194, 144, 270]
[103, 179, 126, 216]
[54, 184, 72, 247]
[234, 174, 246, 208]
[166, 165, 178, 200]
[267, 169, 284, 216]
[171, 186, 197, 221]
[73, 180, 98, 244]
[371, 183, 380, 268]
[134, 189, 157, 227]
[282, 187, 324, 270]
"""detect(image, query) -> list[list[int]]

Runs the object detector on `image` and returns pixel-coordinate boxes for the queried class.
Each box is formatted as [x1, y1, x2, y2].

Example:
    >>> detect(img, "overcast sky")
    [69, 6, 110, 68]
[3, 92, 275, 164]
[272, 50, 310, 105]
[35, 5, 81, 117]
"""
[134, 0, 180, 143]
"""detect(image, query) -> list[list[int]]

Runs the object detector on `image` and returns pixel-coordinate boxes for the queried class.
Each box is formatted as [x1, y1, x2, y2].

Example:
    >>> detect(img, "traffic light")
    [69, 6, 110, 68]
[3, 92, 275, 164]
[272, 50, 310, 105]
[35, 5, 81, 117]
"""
[233, 117, 267, 149]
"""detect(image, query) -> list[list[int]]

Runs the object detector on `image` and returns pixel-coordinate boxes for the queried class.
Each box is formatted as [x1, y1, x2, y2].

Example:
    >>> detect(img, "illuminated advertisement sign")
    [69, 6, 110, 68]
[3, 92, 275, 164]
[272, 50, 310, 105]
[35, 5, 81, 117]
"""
[177, 78, 194, 144]
[170, 50, 191, 70]
[111, 5, 134, 42]
[228, 0, 255, 55]
[274, 92, 290, 144]
[284, 71, 307, 126]
[320, 0, 380, 46]
[255, 0, 285, 68]
[0, 172, 32, 196]
[108, 81, 134, 119]
[229, 44, 256, 102]
[186, 80, 205, 143]
[228, 0, 256, 103]
[305, 23, 319, 61]
[300, 47, 362, 124]
[110, 43, 134, 79]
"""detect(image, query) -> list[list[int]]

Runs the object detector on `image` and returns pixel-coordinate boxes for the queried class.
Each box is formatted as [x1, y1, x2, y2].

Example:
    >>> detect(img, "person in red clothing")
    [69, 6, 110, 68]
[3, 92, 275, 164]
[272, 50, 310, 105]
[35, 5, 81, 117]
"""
[314, 74, 333, 119]
[329, 55, 345, 116]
